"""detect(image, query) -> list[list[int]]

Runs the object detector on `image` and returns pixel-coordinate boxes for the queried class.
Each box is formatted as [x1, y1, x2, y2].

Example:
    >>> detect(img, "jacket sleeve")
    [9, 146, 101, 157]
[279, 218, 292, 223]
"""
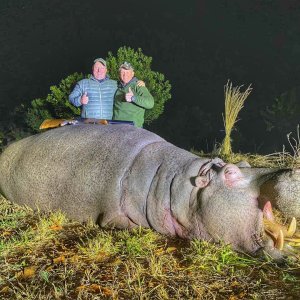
[69, 82, 83, 107]
[132, 85, 154, 109]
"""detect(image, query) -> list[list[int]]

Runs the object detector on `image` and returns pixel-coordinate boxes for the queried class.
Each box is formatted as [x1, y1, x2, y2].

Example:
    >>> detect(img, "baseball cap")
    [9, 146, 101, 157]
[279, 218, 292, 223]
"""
[119, 61, 134, 71]
[93, 58, 107, 67]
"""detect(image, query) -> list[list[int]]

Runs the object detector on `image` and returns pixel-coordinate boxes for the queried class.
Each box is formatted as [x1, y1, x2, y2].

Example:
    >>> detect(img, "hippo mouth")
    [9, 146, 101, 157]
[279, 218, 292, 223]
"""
[264, 216, 297, 249]
[262, 215, 300, 259]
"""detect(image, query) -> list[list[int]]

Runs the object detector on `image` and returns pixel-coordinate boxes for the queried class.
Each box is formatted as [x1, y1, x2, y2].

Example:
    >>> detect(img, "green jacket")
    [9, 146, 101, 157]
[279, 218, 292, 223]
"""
[113, 78, 154, 127]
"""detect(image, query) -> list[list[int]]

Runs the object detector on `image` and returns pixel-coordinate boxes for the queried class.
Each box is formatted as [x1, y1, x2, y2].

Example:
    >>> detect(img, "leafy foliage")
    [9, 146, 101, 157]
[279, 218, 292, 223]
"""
[25, 73, 83, 132]
[262, 86, 300, 135]
[0, 106, 33, 152]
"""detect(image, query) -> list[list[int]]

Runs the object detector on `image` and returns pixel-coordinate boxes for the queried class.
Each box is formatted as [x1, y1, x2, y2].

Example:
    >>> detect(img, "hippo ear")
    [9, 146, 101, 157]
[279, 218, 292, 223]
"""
[194, 175, 210, 188]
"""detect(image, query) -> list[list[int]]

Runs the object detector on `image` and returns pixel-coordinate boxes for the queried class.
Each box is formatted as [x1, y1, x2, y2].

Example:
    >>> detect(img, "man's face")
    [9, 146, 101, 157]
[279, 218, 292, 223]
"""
[92, 62, 107, 80]
[119, 68, 134, 84]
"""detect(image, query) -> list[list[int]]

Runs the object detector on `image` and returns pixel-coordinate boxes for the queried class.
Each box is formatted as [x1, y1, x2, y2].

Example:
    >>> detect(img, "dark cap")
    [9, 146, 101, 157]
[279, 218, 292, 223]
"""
[119, 61, 134, 71]
[93, 58, 107, 67]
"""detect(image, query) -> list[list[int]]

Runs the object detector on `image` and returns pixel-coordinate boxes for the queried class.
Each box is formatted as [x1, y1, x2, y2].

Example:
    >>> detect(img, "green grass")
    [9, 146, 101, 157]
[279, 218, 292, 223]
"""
[116, 227, 161, 258]
[1, 195, 300, 299]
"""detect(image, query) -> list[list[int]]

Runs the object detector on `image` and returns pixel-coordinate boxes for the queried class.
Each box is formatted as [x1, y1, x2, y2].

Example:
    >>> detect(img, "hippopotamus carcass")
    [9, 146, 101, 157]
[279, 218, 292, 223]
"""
[0, 124, 299, 259]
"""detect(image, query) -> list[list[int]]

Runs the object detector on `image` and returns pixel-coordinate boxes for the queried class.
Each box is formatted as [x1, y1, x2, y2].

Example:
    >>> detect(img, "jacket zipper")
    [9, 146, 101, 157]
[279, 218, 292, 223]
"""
[99, 82, 102, 118]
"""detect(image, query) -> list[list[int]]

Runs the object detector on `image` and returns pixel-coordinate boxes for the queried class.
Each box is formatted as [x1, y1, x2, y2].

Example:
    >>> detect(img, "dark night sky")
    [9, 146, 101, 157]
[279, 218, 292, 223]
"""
[0, 0, 300, 153]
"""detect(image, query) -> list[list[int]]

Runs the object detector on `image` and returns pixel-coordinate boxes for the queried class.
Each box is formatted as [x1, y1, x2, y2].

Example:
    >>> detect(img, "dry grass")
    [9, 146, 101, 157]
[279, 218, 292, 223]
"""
[193, 124, 300, 169]
[220, 81, 252, 157]
[1, 195, 300, 299]
[278, 125, 300, 169]
[192, 150, 289, 168]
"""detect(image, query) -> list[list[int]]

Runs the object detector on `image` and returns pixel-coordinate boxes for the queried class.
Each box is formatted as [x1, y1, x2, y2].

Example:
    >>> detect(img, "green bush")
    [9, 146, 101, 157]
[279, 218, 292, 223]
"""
[262, 86, 300, 135]
[25, 73, 83, 132]
[24, 46, 171, 132]
[0, 106, 33, 152]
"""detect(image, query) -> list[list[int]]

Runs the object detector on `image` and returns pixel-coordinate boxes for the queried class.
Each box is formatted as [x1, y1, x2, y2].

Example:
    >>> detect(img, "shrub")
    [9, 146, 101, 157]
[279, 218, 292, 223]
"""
[25, 73, 83, 132]
[262, 86, 300, 135]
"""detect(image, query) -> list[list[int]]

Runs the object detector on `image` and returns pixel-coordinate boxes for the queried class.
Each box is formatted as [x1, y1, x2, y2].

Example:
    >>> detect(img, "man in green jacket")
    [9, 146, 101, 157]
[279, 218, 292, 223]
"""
[113, 62, 154, 128]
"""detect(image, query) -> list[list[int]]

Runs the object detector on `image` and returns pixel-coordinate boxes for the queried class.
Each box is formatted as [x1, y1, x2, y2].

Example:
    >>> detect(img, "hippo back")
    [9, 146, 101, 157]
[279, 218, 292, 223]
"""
[0, 125, 163, 220]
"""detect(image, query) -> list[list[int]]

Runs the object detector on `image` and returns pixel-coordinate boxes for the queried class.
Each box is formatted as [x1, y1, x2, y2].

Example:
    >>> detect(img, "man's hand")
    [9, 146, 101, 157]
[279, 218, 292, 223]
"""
[125, 87, 134, 102]
[137, 80, 145, 87]
[81, 92, 89, 105]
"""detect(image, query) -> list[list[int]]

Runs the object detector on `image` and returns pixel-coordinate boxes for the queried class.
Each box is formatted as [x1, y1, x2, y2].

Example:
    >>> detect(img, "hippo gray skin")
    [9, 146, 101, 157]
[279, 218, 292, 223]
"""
[0, 124, 298, 259]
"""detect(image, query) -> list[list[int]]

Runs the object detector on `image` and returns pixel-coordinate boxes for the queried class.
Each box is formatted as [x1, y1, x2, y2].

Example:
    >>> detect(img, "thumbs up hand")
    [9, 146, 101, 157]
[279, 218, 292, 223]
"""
[81, 92, 89, 105]
[125, 87, 134, 102]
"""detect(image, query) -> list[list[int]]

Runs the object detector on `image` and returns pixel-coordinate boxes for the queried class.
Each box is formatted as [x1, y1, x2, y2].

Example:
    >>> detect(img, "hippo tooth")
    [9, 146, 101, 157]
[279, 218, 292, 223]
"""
[263, 219, 281, 239]
[290, 243, 300, 247]
[264, 227, 277, 240]
[275, 230, 284, 251]
[285, 238, 300, 243]
[286, 217, 297, 237]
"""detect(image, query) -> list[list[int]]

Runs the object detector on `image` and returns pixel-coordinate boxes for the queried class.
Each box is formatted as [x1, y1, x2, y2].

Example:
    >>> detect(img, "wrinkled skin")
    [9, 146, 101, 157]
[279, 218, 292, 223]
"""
[0, 125, 299, 260]
[259, 169, 300, 218]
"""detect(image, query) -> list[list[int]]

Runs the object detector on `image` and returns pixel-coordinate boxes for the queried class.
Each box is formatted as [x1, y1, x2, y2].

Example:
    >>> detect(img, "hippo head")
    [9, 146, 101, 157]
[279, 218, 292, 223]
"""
[192, 163, 298, 260]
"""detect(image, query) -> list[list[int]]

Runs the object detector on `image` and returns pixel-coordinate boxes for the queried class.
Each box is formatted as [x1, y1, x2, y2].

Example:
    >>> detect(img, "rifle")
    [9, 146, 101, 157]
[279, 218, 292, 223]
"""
[39, 118, 134, 130]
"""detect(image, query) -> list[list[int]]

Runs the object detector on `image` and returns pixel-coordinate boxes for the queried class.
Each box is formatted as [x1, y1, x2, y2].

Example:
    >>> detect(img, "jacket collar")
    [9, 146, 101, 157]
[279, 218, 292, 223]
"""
[90, 75, 110, 83]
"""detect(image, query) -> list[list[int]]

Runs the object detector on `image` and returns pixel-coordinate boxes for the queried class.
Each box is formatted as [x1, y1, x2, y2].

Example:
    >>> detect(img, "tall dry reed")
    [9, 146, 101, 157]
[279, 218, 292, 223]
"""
[220, 80, 252, 156]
